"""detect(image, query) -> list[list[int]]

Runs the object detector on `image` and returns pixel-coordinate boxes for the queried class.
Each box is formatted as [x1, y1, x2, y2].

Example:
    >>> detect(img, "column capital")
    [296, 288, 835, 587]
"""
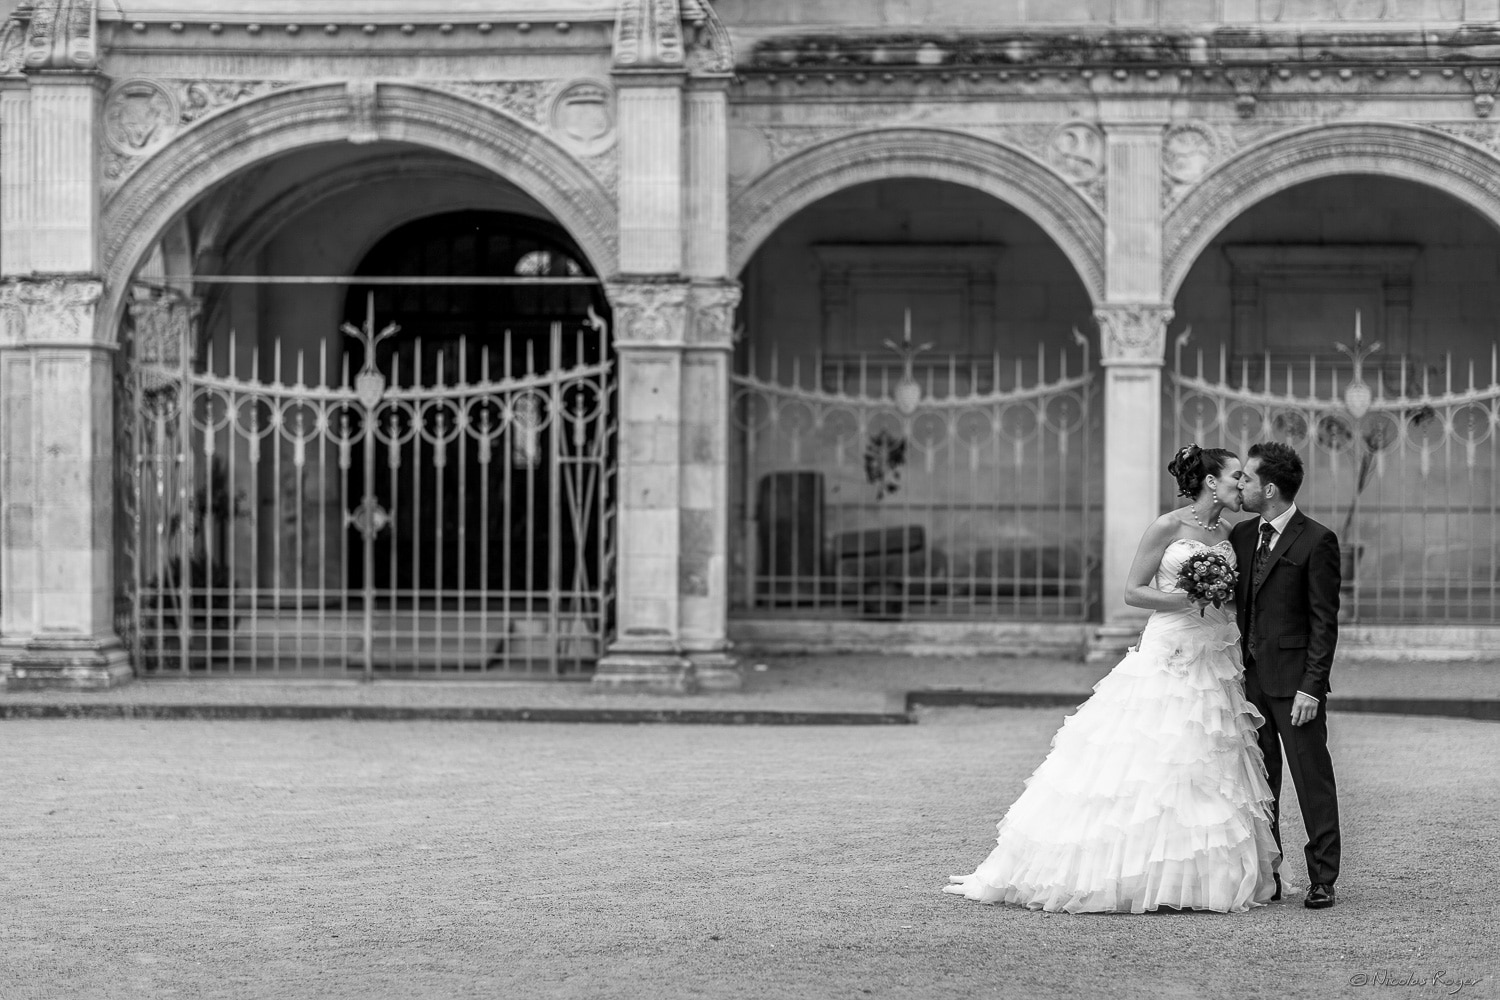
[1094, 303, 1173, 366]
[686, 280, 741, 350]
[0, 275, 105, 347]
[606, 278, 691, 349]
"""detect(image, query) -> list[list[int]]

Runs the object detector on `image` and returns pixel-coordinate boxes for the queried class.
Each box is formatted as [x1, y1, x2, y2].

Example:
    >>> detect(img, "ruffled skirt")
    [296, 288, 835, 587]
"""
[943, 606, 1281, 913]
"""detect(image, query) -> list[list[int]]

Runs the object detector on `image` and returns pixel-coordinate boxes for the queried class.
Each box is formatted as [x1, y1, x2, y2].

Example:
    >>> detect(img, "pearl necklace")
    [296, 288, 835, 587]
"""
[1189, 503, 1223, 531]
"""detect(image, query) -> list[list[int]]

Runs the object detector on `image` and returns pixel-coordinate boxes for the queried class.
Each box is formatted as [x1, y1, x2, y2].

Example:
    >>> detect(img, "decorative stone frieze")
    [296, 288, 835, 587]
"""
[102, 78, 292, 191]
[1094, 303, 1173, 365]
[608, 280, 691, 346]
[180, 80, 288, 125]
[440, 80, 549, 126]
[0, 277, 104, 346]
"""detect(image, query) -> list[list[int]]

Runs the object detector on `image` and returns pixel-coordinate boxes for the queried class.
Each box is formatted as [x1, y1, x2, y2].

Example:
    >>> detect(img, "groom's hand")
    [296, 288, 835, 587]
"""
[1291, 691, 1320, 726]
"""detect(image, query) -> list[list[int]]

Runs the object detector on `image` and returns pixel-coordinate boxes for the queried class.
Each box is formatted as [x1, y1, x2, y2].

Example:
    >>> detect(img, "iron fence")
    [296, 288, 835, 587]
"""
[730, 340, 1102, 621]
[1169, 334, 1500, 623]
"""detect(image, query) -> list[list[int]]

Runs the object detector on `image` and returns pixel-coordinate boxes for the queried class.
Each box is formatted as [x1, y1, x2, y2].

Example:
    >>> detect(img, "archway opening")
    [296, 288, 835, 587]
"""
[342, 209, 610, 597]
[1169, 174, 1500, 622]
[118, 144, 616, 676]
[730, 178, 1103, 626]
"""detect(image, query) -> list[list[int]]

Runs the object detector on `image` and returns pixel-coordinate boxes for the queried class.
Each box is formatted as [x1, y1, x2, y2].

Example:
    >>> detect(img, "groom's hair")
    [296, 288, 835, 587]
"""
[1248, 441, 1304, 500]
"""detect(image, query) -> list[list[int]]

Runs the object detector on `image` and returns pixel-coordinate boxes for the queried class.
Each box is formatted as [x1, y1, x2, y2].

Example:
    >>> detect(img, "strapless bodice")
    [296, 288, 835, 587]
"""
[1155, 538, 1236, 593]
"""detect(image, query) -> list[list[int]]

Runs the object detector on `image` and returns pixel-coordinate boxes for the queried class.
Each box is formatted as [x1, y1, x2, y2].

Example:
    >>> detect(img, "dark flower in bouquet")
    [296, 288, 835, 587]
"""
[1177, 548, 1237, 617]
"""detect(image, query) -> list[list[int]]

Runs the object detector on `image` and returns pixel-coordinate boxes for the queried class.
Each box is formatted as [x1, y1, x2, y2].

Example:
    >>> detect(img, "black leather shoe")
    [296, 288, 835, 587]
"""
[1304, 883, 1335, 909]
[1271, 874, 1282, 901]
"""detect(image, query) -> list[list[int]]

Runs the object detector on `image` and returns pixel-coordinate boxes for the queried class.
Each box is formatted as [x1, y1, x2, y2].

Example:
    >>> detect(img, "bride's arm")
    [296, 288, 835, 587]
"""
[1122, 515, 1196, 613]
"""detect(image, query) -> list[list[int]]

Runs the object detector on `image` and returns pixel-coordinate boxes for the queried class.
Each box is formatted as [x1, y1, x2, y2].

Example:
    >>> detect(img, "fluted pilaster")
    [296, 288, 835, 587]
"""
[28, 74, 101, 274]
[616, 85, 684, 275]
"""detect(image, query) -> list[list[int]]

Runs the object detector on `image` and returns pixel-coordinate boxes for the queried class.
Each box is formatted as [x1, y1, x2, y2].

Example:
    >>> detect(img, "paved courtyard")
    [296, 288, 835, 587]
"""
[2, 710, 1496, 1000]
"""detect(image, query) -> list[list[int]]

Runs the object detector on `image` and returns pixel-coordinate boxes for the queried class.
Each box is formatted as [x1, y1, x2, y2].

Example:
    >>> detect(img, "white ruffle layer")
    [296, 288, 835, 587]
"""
[943, 606, 1282, 914]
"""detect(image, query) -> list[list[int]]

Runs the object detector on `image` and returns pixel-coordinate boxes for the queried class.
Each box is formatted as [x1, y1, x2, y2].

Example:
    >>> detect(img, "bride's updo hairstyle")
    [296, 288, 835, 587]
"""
[1168, 444, 1236, 498]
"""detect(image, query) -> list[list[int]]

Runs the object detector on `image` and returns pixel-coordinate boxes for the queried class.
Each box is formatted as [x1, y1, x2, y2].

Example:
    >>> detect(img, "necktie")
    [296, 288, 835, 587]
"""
[1246, 522, 1275, 654]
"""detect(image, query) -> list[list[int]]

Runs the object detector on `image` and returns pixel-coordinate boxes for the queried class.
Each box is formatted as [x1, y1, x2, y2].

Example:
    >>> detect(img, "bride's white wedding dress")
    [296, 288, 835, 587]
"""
[943, 538, 1282, 913]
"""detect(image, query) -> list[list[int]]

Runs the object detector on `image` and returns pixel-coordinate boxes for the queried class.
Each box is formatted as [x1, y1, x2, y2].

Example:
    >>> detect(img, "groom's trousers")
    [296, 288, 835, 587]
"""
[1244, 665, 1342, 887]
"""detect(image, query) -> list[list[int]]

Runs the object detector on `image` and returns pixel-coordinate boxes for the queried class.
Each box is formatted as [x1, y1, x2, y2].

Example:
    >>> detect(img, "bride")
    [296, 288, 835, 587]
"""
[943, 445, 1282, 913]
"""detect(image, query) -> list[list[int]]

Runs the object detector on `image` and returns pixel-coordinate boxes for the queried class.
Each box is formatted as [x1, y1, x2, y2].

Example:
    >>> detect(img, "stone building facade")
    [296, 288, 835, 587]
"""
[3, 0, 1499, 690]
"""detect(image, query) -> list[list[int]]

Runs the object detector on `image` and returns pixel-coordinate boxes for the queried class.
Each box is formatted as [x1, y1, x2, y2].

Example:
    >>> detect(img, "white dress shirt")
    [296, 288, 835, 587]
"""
[1257, 503, 1298, 552]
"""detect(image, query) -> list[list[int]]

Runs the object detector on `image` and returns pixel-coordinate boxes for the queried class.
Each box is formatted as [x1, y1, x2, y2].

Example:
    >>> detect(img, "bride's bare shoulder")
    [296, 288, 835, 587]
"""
[1141, 511, 1187, 545]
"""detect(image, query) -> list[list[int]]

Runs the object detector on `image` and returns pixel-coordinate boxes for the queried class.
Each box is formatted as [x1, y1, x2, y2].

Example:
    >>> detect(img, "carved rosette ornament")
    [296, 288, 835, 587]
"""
[688, 282, 742, 348]
[1094, 304, 1174, 365]
[0, 278, 105, 346]
[550, 81, 617, 156]
[608, 282, 691, 346]
[104, 80, 180, 157]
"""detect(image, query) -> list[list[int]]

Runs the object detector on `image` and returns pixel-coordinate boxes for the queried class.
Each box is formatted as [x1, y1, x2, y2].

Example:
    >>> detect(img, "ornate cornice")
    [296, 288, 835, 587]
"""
[1094, 303, 1173, 365]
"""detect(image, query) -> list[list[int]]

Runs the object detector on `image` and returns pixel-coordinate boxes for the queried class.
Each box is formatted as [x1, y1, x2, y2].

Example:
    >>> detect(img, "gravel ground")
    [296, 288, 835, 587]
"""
[1, 711, 1496, 1000]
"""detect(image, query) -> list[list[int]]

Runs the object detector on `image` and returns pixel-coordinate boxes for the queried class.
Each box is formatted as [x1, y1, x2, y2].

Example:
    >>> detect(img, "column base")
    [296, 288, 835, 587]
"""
[6, 636, 133, 690]
[593, 632, 698, 693]
[683, 647, 742, 691]
[1085, 622, 1146, 665]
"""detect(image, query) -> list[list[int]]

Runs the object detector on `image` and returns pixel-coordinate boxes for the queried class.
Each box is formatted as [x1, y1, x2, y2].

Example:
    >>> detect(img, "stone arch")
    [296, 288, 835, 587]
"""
[1162, 121, 1500, 300]
[727, 127, 1107, 304]
[101, 82, 618, 337]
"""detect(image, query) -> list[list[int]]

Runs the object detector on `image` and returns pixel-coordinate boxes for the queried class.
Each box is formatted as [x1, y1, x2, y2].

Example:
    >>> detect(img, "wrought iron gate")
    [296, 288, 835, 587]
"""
[120, 293, 616, 676]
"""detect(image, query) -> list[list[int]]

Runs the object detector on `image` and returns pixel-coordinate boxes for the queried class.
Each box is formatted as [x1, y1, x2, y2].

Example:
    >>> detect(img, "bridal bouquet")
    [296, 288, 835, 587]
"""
[1177, 549, 1237, 616]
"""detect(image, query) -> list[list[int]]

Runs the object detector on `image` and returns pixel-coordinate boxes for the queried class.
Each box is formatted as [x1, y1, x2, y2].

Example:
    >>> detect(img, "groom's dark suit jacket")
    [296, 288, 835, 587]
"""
[1231, 509, 1342, 701]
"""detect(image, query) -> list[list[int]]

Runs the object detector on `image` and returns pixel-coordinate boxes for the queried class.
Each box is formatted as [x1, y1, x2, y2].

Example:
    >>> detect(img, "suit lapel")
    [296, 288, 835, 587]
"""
[1253, 511, 1306, 597]
[1234, 522, 1256, 604]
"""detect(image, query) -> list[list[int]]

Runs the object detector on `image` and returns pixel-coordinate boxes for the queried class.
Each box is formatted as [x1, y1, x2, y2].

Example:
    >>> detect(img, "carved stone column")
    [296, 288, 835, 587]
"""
[594, 280, 695, 691]
[0, 278, 131, 688]
[679, 280, 740, 688]
[1090, 115, 1171, 662]
[1091, 304, 1173, 662]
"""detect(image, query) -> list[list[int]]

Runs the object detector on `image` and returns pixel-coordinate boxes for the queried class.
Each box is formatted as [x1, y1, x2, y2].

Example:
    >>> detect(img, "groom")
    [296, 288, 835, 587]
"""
[1233, 441, 1342, 910]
